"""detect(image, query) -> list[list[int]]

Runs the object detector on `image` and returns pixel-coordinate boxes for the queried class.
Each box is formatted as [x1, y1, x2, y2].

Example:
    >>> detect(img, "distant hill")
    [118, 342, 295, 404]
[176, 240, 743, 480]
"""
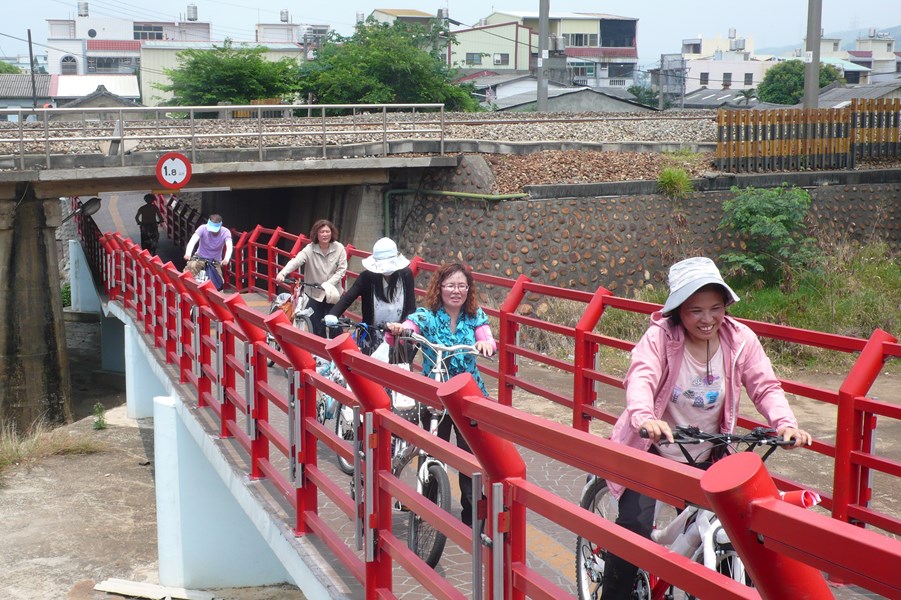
[758, 24, 901, 57]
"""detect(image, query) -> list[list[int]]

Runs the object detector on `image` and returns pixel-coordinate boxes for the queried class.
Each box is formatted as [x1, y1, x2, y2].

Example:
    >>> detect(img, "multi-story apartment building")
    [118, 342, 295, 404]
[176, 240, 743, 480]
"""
[46, 2, 212, 76]
[452, 11, 637, 89]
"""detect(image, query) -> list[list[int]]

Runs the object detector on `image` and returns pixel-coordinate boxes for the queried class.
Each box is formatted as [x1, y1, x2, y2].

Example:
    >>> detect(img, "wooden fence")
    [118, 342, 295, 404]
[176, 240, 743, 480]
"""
[716, 98, 901, 173]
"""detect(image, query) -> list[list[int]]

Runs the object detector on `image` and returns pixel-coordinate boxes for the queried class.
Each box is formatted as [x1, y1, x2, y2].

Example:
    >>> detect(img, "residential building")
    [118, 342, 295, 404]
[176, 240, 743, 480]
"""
[477, 11, 638, 88]
[653, 30, 775, 102]
[447, 22, 538, 73]
[368, 8, 436, 29]
[790, 79, 901, 109]
[45, 2, 211, 75]
[0, 74, 52, 119]
[140, 41, 304, 106]
[847, 31, 900, 83]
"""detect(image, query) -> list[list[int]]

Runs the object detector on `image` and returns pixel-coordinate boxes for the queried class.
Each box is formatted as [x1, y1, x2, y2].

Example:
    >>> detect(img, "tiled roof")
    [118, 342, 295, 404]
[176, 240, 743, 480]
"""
[0, 74, 52, 98]
[848, 50, 873, 58]
[87, 40, 142, 51]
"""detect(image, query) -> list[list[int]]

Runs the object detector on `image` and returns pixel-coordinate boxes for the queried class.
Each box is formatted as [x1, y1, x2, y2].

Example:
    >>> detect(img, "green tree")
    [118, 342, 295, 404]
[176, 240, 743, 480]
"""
[299, 20, 479, 111]
[757, 60, 843, 105]
[736, 88, 756, 106]
[627, 84, 658, 107]
[718, 185, 818, 287]
[0, 61, 22, 74]
[156, 40, 301, 106]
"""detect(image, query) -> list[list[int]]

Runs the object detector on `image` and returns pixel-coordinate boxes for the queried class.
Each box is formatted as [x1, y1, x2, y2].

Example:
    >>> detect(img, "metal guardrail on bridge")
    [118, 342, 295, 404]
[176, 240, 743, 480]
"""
[0, 103, 446, 170]
[73, 215, 901, 598]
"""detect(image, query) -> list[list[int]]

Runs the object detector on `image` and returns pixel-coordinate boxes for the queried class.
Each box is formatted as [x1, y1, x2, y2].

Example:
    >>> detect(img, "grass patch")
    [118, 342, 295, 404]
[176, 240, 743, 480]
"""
[507, 240, 901, 377]
[0, 421, 105, 478]
[657, 167, 694, 199]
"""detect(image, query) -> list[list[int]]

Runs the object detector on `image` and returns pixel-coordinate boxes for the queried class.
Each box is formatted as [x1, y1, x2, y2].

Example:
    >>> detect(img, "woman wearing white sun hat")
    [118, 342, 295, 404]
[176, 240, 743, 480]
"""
[601, 256, 812, 600]
[324, 237, 416, 355]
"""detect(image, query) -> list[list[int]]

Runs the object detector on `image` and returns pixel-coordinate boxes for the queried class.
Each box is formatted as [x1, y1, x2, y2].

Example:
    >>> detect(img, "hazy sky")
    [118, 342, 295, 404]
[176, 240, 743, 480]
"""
[1, 0, 897, 70]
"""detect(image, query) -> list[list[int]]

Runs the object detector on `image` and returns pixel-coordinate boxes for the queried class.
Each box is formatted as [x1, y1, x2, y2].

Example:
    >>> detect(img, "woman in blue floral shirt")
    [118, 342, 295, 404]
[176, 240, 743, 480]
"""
[387, 263, 496, 525]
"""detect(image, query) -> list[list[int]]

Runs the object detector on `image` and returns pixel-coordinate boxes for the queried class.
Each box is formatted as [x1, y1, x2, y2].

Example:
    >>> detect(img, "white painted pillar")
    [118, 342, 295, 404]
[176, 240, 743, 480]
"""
[68, 239, 101, 312]
[153, 396, 291, 588]
[124, 324, 166, 419]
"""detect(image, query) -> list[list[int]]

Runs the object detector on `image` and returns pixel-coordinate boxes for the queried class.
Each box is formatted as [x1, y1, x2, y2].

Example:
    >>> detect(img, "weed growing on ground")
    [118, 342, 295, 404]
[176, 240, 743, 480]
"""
[657, 167, 694, 199]
[0, 420, 105, 478]
[92, 402, 107, 430]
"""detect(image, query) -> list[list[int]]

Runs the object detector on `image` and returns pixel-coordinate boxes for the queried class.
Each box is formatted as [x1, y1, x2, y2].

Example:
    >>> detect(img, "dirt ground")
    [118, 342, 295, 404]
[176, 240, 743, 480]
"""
[1, 319, 897, 599]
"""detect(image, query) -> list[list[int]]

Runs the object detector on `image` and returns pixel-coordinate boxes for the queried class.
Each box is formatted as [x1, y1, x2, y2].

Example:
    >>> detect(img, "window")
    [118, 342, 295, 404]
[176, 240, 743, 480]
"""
[562, 33, 598, 48]
[60, 55, 77, 75]
[492, 54, 509, 66]
[608, 63, 633, 78]
[889, 42, 894, 53]
[134, 24, 163, 40]
[744, 73, 753, 86]
[722, 72, 732, 87]
[833, 42, 839, 51]
[570, 61, 596, 78]
[699, 72, 709, 86]
[465, 53, 482, 66]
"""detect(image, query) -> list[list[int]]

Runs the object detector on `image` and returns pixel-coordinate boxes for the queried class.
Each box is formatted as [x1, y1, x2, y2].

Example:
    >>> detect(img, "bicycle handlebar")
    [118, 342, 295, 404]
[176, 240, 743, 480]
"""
[282, 277, 322, 289]
[398, 330, 482, 356]
[640, 425, 795, 446]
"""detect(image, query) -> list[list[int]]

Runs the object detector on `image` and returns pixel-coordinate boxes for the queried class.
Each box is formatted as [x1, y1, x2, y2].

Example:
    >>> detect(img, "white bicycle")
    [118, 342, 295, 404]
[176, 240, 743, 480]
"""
[575, 426, 803, 600]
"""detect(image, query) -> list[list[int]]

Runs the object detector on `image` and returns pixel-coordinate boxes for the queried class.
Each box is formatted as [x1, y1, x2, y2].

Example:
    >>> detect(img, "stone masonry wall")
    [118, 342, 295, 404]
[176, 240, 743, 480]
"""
[396, 156, 901, 310]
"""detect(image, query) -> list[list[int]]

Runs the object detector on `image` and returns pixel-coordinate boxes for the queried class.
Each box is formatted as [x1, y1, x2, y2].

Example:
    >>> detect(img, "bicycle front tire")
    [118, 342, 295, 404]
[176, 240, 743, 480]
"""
[335, 409, 355, 475]
[405, 462, 450, 568]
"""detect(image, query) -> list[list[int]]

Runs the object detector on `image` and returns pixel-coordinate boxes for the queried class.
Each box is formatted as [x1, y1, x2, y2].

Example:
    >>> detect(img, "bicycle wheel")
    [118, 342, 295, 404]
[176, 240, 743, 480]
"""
[575, 477, 617, 600]
[405, 462, 451, 568]
[335, 407, 355, 475]
[293, 314, 313, 333]
[684, 547, 752, 600]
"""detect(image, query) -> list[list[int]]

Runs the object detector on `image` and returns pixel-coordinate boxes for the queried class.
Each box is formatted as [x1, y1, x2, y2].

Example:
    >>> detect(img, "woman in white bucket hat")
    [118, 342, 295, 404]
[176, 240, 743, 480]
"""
[601, 256, 812, 599]
[324, 237, 416, 355]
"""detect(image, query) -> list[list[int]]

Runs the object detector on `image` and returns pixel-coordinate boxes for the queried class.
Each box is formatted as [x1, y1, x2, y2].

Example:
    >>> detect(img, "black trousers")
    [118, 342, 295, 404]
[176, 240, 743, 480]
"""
[421, 408, 474, 526]
[309, 297, 334, 338]
[601, 487, 657, 599]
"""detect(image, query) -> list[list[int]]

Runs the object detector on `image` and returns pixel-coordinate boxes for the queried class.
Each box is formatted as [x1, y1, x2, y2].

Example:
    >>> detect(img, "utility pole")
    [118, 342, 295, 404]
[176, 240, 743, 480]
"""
[658, 55, 665, 110]
[27, 29, 38, 109]
[802, 0, 823, 109]
[536, 0, 549, 112]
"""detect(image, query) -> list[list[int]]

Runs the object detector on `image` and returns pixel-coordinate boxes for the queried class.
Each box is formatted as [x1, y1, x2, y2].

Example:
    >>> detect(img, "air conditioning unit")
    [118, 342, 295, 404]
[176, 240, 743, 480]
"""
[493, 55, 503, 65]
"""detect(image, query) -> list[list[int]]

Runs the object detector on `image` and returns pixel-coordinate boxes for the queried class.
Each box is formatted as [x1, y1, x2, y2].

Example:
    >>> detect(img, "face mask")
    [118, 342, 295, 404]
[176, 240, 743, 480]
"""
[381, 270, 396, 277]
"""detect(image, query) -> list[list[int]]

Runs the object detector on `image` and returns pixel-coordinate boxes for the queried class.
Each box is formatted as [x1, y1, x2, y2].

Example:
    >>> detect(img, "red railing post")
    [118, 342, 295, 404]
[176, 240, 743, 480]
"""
[701, 452, 832, 599]
[497, 275, 530, 406]
[572, 285, 613, 431]
[266, 226, 285, 299]
[438, 375, 527, 600]
[326, 333, 393, 599]
[222, 294, 270, 480]
[833, 328, 897, 525]
[231, 230, 250, 292]
[267, 312, 319, 535]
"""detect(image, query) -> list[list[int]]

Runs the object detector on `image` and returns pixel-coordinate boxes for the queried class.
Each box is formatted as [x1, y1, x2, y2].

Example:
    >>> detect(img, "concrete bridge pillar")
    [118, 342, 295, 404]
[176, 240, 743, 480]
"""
[0, 184, 72, 431]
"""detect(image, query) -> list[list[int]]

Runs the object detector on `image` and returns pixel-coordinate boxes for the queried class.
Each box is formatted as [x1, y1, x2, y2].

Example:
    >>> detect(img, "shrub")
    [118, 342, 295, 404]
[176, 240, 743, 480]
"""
[657, 167, 694, 199]
[61, 283, 71, 308]
[718, 185, 818, 288]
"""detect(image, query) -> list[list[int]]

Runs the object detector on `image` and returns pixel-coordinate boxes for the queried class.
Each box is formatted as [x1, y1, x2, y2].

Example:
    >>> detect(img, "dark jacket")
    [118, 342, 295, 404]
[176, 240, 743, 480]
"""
[328, 268, 416, 326]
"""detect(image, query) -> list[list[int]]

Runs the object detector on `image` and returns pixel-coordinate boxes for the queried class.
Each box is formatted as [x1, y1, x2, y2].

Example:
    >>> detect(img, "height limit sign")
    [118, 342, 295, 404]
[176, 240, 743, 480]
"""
[155, 152, 192, 190]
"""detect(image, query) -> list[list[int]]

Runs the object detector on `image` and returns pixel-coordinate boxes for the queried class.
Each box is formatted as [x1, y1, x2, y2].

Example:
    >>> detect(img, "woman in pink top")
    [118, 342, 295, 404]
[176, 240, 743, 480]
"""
[602, 257, 812, 599]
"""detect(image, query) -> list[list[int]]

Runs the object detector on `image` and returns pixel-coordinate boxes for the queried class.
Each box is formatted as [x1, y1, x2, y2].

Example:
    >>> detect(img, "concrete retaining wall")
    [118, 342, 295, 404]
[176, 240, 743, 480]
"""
[396, 159, 901, 308]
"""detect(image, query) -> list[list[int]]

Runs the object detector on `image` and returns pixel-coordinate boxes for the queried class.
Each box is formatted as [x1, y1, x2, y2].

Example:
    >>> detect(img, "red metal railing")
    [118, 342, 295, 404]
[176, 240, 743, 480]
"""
[86, 227, 901, 599]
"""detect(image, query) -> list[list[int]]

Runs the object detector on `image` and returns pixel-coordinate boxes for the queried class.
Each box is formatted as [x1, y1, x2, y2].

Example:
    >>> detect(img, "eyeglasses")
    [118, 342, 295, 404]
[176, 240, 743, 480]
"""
[441, 284, 470, 292]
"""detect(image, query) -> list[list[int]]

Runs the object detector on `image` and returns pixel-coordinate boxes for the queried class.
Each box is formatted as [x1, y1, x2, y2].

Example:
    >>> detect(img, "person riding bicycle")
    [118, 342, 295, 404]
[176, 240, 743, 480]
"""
[135, 193, 163, 253]
[601, 256, 812, 599]
[324, 237, 416, 357]
[386, 262, 496, 527]
[183, 214, 232, 290]
[276, 219, 346, 338]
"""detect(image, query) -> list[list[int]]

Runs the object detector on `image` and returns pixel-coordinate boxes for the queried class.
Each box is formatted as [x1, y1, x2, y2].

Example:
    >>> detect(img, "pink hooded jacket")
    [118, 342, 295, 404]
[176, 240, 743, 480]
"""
[608, 312, 799, 498]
